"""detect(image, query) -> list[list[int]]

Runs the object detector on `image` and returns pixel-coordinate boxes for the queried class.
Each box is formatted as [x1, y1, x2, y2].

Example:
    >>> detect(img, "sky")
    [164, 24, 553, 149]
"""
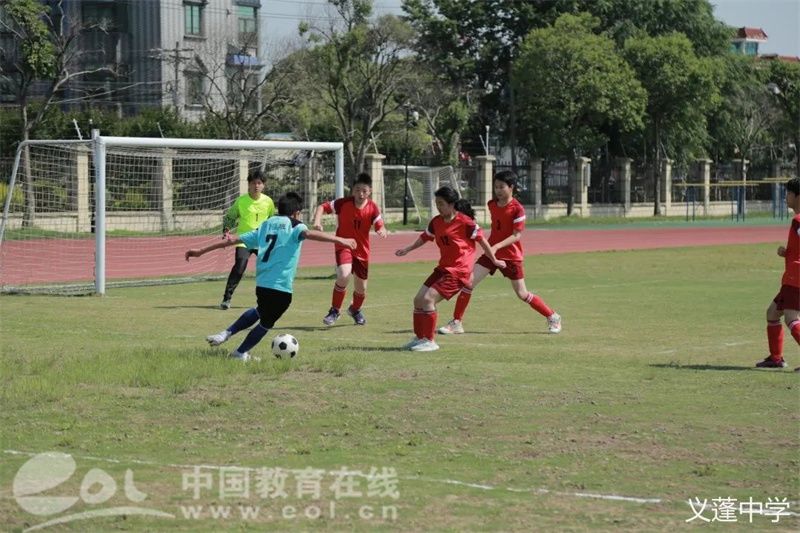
[711, 0, 800, 56]
[261, 0, 800, 57]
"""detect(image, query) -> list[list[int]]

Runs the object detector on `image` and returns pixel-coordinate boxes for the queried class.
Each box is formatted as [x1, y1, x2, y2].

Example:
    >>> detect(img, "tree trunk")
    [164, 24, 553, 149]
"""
[447, 131, 461, 167]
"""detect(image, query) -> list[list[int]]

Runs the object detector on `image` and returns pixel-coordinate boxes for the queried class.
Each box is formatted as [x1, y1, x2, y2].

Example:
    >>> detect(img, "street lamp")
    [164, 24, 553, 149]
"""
[402, 104, 419, 225]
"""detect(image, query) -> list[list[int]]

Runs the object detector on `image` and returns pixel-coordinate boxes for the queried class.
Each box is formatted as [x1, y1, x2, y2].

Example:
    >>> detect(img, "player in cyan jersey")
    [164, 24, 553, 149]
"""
[186, 192, 356, 361]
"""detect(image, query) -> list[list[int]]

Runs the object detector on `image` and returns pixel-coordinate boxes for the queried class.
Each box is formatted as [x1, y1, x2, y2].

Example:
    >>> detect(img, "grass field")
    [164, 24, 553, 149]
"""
[1, 242, 799, 531]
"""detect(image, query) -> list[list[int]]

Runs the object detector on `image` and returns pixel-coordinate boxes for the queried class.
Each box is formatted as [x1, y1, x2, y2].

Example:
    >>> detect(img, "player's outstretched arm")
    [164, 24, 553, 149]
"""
[395, 237, 426, 256]
[312, 204, 326, 231]
[185, 238, 241, 261]
[490, 230, 521, 254]
[478, 236, 506, 268]
[304, 229, 356, 249]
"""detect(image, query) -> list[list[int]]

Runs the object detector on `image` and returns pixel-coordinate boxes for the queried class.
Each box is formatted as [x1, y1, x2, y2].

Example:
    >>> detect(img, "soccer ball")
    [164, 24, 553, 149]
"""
[271, 333, 299, 359]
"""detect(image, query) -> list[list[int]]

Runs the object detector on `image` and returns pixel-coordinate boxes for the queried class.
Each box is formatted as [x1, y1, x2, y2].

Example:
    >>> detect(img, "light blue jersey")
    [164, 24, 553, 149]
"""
[239, 216, 307, 293]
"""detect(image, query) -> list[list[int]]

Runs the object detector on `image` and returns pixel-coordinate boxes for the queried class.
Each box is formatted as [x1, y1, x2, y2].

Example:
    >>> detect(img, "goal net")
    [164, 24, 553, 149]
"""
[381, 165, 461, 223]
[0, 136, 344, 295]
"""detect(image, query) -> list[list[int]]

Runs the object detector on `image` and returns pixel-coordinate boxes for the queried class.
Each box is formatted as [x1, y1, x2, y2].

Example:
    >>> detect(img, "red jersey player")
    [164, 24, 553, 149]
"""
[395, 186, 505, 352]
[438, 170, 561, 336]
[313, 173, 387, 326]
[757, 177, 800, 369]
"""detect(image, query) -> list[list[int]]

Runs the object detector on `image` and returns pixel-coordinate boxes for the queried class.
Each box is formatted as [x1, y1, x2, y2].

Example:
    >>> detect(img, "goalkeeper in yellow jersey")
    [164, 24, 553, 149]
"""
[220, 169, 275, 309]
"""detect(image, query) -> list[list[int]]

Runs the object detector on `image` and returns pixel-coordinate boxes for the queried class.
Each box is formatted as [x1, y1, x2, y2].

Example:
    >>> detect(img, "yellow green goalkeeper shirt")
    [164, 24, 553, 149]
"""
[224, 193, 276, 248]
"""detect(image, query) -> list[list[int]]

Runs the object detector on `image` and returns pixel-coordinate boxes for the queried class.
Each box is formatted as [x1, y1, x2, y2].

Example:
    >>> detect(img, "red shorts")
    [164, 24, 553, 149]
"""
[335, 248, 368, 279]
[773, 284, 800, 311]
[423, 268, 468, 300]
[476, 255, 524, 280]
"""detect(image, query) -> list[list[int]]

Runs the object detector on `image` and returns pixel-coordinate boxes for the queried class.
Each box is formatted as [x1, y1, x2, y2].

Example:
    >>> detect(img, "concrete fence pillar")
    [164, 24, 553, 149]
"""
[573, 157, 590, 216]
[661, 158, 673, 215]
[474, 155, 495, 224]
[302, 156, 319, 221]
[364, 153, 386, 214]
[697, 158, 711, 216]
[530, 158, 542, 211]
[76, 146, 91, 232]
[616, 157, 632, 215]
[158, 149, 175, 231]
[238, 151, 250, 196]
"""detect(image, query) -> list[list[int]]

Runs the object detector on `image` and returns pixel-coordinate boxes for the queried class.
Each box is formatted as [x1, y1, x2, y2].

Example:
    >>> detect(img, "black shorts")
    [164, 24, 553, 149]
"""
[255, 287, 293, 328]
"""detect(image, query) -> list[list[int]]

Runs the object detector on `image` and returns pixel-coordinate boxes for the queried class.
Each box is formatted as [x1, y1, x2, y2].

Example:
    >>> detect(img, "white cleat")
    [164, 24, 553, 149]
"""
[206, 330, 231, 346]
[230, 350, 254, 361]
[547, 313, 562, 334]
[437, 319, 465, 335]
[410, 339, 440, 352]
[402, 337, 423, 350]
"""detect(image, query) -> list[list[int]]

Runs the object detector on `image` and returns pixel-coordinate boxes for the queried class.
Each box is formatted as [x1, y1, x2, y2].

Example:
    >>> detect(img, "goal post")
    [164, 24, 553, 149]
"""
[0, 135, 345, 295]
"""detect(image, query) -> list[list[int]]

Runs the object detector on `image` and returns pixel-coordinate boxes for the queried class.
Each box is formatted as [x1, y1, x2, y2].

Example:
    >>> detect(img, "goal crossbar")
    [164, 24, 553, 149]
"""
[1, 135, 345, 295]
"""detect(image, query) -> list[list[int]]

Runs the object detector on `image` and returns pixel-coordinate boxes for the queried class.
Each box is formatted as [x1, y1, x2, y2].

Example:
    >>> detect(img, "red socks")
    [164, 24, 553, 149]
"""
[525, 293, 554, 318]
[790, 320, 800, 346]
[351, 291, 365, 312]
[767, 321, 784, 360]
[766, 319, 800, 362]
[413, 308, 437, 340]
[331, 283, 346, 310]
[453, 289, 472, 321]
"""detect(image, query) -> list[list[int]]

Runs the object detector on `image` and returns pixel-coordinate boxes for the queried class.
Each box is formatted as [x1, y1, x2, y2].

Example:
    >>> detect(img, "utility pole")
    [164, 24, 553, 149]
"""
[148, 42, 194, 112]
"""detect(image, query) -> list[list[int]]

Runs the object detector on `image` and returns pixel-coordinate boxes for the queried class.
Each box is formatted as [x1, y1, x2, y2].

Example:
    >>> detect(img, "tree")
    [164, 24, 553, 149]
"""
[623, 32, 720, 214]
[402, 0, 729, 166]
[707, 55, 780, 175]
[298, 0, 416, 177]
[765, 60, 800, 177]
[512, 14, 646, 161]
[182, 34, 297, 140]
[1, 0, 116, 225]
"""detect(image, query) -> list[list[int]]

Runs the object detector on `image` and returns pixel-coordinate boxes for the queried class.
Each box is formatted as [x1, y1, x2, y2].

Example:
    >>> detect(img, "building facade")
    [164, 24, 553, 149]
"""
[0, 0, 264, 119]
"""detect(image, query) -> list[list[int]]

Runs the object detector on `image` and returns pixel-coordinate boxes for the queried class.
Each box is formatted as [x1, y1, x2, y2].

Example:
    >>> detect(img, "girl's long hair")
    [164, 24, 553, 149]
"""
[434, 185, 475, 220]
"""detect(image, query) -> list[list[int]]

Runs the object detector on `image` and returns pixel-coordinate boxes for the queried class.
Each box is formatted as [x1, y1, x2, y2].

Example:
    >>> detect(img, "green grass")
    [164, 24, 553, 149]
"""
[1, 244, 799, 531]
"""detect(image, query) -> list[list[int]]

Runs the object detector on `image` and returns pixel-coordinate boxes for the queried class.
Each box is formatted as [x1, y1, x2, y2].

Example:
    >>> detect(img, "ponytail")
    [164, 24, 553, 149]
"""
[453, 199, 475, 220]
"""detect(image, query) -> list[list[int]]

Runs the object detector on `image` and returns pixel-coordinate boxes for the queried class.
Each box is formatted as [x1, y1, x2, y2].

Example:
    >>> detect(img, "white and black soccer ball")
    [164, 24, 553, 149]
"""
[271, 333, 299, 359]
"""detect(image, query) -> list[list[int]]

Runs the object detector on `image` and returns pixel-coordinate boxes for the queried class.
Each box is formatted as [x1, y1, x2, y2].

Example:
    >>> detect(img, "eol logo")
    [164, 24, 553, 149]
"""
[13, 452, 174, 531]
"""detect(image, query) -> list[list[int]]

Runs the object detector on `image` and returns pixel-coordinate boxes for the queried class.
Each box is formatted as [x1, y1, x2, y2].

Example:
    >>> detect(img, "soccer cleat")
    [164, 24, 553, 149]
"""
[206, 330, 231, 346]
[410, 339, 440, 352]
[322, 307, 340, 326]
[229, 350, 251, 361]
[755, 356, 787, 368]
[547, 312, 562, 334]
[402, 337, 423, 350]
[347, 306, 366, 326]
[438, 319, 464, 335]
[220, 300, 231, 310]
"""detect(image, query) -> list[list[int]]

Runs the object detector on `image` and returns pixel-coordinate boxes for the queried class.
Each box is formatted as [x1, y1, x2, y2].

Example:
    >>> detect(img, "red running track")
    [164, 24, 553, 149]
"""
[0, 225, 787, 286]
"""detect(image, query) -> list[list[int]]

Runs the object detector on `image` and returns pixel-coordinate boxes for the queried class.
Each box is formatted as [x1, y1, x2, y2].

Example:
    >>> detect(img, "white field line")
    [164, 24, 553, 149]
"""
[3, 449, 662, 505]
